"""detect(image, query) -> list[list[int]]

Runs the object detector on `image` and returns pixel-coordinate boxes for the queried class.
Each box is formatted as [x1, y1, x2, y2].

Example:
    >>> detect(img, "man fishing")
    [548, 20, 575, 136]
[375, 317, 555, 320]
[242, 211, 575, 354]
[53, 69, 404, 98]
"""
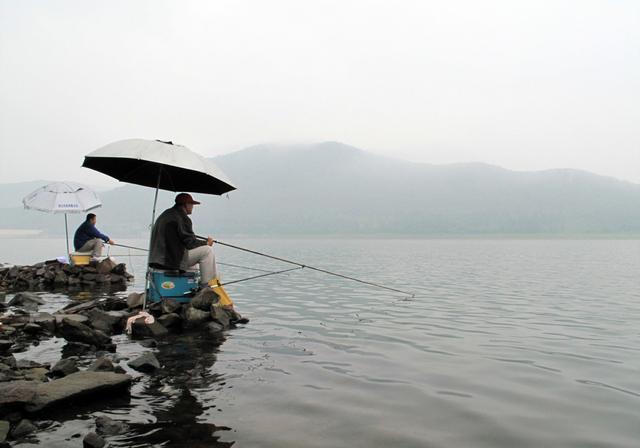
[149, 193, 218, 286]
[73, 213, 114, 258]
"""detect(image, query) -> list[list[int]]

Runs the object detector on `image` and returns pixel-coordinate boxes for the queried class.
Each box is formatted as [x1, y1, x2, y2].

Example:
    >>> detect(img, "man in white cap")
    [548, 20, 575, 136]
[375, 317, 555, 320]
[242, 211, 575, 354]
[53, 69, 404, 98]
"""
[149, 192, 217, 285]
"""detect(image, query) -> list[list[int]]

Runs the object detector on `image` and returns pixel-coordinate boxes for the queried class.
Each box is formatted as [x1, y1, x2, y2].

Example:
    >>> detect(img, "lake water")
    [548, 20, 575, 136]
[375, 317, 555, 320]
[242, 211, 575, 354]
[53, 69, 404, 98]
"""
[1, 238, 639, 447]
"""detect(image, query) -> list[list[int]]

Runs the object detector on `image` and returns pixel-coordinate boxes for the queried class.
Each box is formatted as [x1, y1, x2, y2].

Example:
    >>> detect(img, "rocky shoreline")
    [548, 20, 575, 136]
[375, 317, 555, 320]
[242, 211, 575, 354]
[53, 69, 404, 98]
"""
[0, 260, 246, 447]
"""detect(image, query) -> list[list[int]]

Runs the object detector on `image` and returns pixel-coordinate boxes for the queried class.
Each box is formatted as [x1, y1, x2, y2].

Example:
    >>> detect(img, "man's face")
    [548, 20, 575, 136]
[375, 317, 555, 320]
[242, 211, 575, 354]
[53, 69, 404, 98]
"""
[185, 203, 194, 215]
[90, 217, 97, 225]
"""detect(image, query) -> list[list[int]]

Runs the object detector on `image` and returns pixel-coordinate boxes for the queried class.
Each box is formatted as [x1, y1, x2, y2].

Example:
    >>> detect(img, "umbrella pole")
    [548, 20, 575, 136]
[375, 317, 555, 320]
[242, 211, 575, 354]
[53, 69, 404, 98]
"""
[143, 169, 162, 311]
[64, 213, 70, 258]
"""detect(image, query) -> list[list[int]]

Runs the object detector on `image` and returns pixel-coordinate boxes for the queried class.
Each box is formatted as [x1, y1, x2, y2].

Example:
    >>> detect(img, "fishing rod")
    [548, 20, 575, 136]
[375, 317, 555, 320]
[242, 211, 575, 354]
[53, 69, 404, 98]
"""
[219, 266, 303, 287]
[197, 236, 415, 297]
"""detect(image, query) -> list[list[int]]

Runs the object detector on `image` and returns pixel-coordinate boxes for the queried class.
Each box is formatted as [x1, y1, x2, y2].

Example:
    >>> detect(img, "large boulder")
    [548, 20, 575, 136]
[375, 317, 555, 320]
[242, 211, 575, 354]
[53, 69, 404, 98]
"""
[58, 318, 112, 348]
[183, 306, 210, 328]
[190, 288, 217, 311]
[126, 292, 145, 309]
[50, 358, 79, 378]
[7, 293, 45, 310]
[130, 321, 168, 339]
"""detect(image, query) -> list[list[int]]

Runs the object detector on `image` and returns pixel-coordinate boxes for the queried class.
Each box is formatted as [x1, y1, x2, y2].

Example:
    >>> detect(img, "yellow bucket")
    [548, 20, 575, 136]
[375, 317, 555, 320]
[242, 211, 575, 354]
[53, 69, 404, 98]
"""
[70, 253, 91, 266]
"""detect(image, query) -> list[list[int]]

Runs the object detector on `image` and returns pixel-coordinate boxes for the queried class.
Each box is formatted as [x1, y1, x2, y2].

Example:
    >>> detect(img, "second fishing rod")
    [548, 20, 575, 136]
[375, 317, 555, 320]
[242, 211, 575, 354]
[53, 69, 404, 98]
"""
[195, 236, 414, 297]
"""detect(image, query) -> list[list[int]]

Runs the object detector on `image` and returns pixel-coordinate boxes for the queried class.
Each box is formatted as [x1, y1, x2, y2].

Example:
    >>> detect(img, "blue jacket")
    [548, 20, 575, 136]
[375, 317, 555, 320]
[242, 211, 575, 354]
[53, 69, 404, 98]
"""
[73, 220, 109, 250]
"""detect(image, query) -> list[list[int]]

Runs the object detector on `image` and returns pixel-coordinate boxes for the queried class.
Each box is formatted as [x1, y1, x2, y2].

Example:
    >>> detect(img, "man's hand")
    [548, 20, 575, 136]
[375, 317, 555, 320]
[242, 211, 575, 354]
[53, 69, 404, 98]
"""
[107, 239, 115, 245]
[207, 237, 214, 246]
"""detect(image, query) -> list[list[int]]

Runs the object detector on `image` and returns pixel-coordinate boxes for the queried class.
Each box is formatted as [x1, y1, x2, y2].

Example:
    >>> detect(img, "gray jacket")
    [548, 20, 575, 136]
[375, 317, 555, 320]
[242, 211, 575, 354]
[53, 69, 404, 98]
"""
[148, 205, 206, 270]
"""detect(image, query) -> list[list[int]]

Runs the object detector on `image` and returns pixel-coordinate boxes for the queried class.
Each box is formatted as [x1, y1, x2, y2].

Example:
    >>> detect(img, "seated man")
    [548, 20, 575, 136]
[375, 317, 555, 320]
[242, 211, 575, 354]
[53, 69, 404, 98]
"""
[149, 193, 218, 287]
[73, 213, 114, 257]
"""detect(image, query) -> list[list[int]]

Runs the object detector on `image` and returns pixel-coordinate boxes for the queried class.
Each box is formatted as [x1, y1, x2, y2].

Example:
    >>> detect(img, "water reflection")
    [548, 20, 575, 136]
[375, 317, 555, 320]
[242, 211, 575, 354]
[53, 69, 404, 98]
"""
[122, 333, 235, 447]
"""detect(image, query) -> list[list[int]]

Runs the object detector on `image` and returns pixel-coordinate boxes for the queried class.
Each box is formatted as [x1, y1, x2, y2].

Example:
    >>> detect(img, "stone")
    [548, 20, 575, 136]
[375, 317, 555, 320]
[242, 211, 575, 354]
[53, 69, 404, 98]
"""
[0, 340, 12, 354]
[30, 312, 56, 333]
[191, 288, 217, 311]
[95, 415, 129, 436]
[11, 419, 36, 438]
[126, 292, 145, 309]
[54, 314, 90, 326]
[127, 353, 160, 373]
[210, 305, 232, 328]
[87, 309, 126, 335]
[160, 299, 181, 314]
[87, 357, 115, 372]
[96, 258, 117, 275]
[58, 318, 112, 348]
[157, 313, 181, 330]
[0, 420, 9, 442]
[183, 306, 210, 328]
[205, 321, 225, 334]
[23, 323, 41, 335]
[112, 263, 127, 275]
[131, 321, 168, 339]
[20, 368, 49, 382]
[83, 431, 106, 448]
[50, 358, 79, 377]
[7, 293, 45, 310]
[26, 371, 132, 412]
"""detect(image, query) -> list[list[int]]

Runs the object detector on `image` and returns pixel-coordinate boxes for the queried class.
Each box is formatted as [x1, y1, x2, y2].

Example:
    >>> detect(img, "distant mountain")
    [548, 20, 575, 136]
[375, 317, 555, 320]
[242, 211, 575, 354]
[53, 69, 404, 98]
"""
[2, 142, 640, 236]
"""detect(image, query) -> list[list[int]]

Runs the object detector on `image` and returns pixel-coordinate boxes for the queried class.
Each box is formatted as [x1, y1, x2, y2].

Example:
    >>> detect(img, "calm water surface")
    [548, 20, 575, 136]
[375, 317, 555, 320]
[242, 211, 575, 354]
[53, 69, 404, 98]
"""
[1, 238, 639, 447]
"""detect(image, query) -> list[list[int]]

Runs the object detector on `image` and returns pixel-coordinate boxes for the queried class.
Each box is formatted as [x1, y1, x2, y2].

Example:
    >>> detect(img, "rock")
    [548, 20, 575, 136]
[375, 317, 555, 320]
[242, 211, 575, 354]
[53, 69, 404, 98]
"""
[131, 321, 169, 339]
[161, 299, 181, 314]
[183, 306, 210, 328]
[0, 327, 15, 336]
[23, 323, 41, 335]
[103, 297, 128, 311]
[0, 380, 37, 413]
[126, 292, 144, 309]
[96, 258, 117, 275]
[54, 314, 90, 327]
[112, 263, 127, 276]
[157, 313, 181, 330]
[20, 368, 49, 382]
[7, 293, 45, 310]
[0, 355, 16, 369]
[87, 309, 127, 335]
[0, 420, 9, 442]
[87, 357, 115, 372]
[58, 318, 112, 348]
[191, 288, 217, 311]
[210, 305, 232, 328]
[205, 321, 225, 334]
[95, 415, 129, 435]
[9, 371, 132, 413]
[53, 272, 67, 285]
[11, 419, 36, 438]
[83, 431, 106, 448]
[50, 358, 79, 377]
[127, 353, 160, 373]
[0, 340, 12, 354]
[30, 312, 56, 333]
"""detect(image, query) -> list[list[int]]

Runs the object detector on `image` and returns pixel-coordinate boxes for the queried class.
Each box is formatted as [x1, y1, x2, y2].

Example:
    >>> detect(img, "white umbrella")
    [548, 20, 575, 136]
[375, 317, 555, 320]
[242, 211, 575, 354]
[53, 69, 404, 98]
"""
[23, 181, 102, 256]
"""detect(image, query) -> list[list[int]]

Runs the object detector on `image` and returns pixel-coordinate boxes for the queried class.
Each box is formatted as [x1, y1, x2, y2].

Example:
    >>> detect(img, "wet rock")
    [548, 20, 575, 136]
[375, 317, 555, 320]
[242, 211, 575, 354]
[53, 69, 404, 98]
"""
[54, 314, 90, 327]
[0, 355, 17, 369]
[96, 258, 117, 275]
[87, 357, 115, 372]
[126, 292, 144, 309]
[0, 340, 13, 354]
[127, 353, 160, 373]
[20, 368, 49, 382]
[206, 321, 225, 334]
[7, 293, 44, 310]
[83, 431, 106, 448]
[157, 313, 181, 330]
[31, 312, 56, 333]
[161, 298, 181, 314]
[183, 306, 210, 328]
[131, 321, 169, 339]
[87, 309, 127, 335]
[0, 327, 15, 337]
[210, 305, 231, 328]
[27, 371, 132, 412]
[0, 420, 8, 442]
[95, 415, 129, 435]
[23, 323, 41, 335]
[11, 418, 36, 438]
[112, 263, 127, 276]
[191, 288, 216, 311]
[58, 318, 112, 348]
[50, 358, 79, 378]
[103, 297, 128, 311]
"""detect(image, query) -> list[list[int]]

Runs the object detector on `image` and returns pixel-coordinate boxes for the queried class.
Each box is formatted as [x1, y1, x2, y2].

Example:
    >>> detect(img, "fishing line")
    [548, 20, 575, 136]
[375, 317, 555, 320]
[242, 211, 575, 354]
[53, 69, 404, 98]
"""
[220, 266, 303, 287]
[196, 236, 415, 297]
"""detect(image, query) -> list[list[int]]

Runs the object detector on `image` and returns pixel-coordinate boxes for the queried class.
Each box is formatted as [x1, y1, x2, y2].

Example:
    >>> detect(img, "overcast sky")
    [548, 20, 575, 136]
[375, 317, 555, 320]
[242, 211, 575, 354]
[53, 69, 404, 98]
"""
[1, 0, 639, 186]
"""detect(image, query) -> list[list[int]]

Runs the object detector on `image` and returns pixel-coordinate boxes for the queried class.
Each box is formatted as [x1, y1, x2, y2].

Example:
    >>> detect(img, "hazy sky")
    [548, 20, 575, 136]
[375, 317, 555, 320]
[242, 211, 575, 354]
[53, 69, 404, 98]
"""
[1, 0, 639, 186]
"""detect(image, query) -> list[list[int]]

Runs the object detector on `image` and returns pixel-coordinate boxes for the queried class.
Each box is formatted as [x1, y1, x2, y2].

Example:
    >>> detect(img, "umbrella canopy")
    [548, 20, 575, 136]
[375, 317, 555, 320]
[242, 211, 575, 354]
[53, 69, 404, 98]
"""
[23, 181, 102, 257]
[82, 139, 235, 195]
[23, 181, 102, 214]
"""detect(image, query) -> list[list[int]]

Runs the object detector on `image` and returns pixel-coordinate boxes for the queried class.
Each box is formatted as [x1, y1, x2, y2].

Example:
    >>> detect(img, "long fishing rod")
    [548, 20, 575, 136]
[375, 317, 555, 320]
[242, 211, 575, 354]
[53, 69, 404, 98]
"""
[219, 266, 303, 287]
[197, 236, 415, 297]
